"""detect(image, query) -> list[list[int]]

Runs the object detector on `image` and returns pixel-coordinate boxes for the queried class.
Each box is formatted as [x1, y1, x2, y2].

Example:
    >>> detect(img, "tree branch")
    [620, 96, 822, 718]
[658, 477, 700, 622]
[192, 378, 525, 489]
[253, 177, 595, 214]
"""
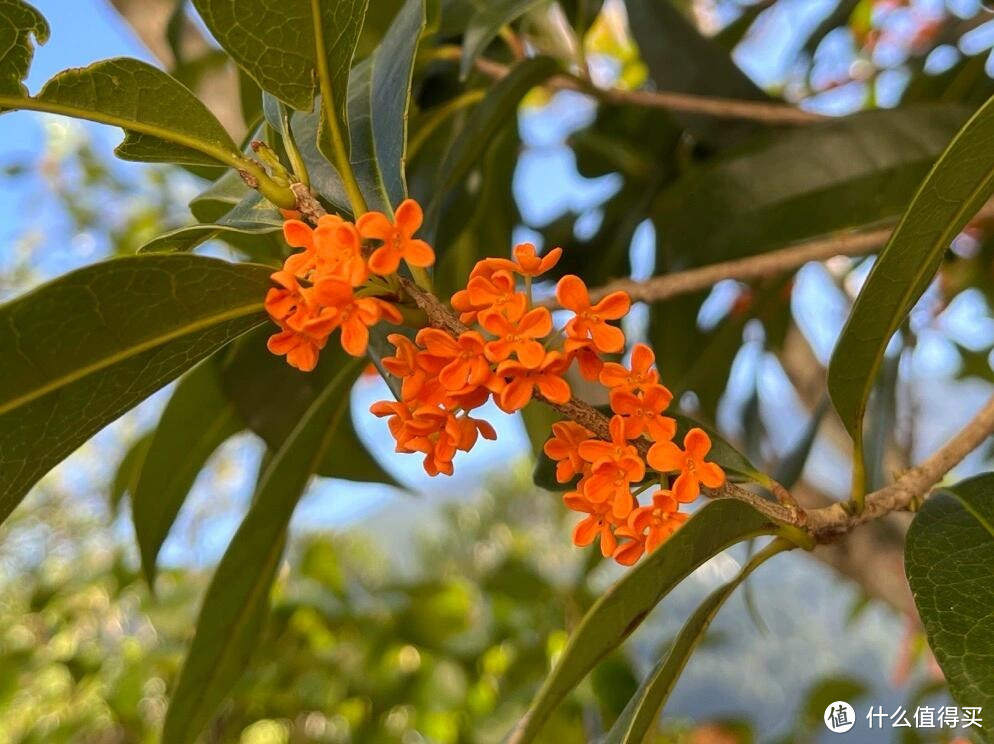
[538, 226, 893, 308]
[470, 56, 824, 126]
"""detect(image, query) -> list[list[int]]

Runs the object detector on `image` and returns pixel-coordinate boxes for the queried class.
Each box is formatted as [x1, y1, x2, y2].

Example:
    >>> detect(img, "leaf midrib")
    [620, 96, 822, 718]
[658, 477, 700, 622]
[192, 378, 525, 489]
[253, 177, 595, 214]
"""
[848, 165, 994, 431]
[0, 92, 239, 167]
[0, 301, 265, 416]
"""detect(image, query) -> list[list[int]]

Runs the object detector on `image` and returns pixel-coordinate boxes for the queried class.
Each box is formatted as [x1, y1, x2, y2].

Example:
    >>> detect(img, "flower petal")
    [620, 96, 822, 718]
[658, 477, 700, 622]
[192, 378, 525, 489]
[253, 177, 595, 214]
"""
[394, 198, 424, 235]
[555, 274, 590, 312]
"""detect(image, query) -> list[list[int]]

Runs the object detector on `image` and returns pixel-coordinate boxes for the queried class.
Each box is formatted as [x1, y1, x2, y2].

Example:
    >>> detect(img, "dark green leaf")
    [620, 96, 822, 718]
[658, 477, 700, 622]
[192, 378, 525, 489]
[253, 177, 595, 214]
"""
[220, 327, 396, 485]
[347, 0, 425, 212]
[132, 359, 243, 586]
[189, 168, 254, 223]
[460, 0, 546, 78]
[0, 255, 271, 520]
[139, 191, 283, 254]
[432, 56, 558, 214]
[655, 106, 969, 269]
[0, 57, 241, 166]
[774, 397, 828, 489]
[906, 473, 994, 740]
[162, 359, 361, 744]
[624, 0, 768, 145]
[0, 0, 48, 97]
[602, 539, 789, 744]
[109, 432, 152, 513]
[829, 95, 994, 471]
[507, 500, 776, 744]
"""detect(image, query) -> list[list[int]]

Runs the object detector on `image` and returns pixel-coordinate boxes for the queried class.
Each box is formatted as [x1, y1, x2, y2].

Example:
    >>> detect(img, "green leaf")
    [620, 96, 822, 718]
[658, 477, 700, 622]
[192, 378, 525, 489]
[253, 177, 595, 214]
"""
[829, 95, 994, 483]
[0, 0, 48, 97]
[0, 57, 240, 166]
[507, 500, 776, 744]
[220, 327, 397, 485]
[162, 359, 361, 744]
[132, 358, 243, 586]
[459, 0, 546, 79]
[773, 397, 829, 490]
[602, 539, 790, 744]
[434, 56, 558, 201]
[138, 191, 283, 254]
[190, 167, 254, 222]
[624, 0, 768, 145]
[346, 0, 425, 212]
[654, 106, 970, 269]
[905, 473, 994, 740]
[109, 432, 152, 513]
[0, 255, 271, 520]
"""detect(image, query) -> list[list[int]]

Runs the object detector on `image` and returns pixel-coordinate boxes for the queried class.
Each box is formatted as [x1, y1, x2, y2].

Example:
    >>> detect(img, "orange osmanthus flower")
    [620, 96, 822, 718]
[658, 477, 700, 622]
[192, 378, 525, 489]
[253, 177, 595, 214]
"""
[610, 384, 676, 441]
[481, 306, 553, 366]
[564, 491, 618, 558]
[556, 274, 630, 354]
[627, 490, 688, 553]
[599, 342, 660, 392]
[543, 421, 593, 483]
[493, 351, 571, 412]
[460, 269, 527, 323]
[487, 242, 563, 277]
[415, 328, 491, 391]
[312, 278, 402, 357]
[647, 427, 726, 503]
[356, 198, 435, 275]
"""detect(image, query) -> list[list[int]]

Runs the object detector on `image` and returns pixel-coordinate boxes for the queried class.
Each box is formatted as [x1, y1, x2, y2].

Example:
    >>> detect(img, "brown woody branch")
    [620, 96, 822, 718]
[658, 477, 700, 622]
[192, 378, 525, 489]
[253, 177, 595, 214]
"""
[470, 56, 824, 126]
[539, 226, 893, 308]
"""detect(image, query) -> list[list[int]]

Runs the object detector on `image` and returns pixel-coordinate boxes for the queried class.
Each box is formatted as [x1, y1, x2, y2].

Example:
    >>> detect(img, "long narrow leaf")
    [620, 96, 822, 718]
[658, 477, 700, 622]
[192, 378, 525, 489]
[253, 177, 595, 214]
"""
[507, 500, 776, 744]
[602, 539, 792, 744]
[162, 360, 361, 744]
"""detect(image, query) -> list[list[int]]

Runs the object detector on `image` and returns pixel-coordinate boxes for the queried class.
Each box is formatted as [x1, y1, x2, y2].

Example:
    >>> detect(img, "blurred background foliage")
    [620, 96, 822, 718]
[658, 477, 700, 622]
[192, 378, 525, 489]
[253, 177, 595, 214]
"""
[6, 0, 994, 741]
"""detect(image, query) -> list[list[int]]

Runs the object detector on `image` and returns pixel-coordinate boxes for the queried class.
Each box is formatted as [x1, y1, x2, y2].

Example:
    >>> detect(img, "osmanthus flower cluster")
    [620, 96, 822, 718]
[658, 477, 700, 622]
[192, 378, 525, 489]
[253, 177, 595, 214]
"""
[264, 199, 432, 370]
[265, 198, 726, 564]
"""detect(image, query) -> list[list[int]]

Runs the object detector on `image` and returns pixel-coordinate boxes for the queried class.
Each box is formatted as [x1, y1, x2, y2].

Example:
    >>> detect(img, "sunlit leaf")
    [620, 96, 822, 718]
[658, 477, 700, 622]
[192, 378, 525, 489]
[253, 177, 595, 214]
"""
[0, 0, 48, 97]
[0, 255, 271, 519]
[191, 0, 368, 139]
